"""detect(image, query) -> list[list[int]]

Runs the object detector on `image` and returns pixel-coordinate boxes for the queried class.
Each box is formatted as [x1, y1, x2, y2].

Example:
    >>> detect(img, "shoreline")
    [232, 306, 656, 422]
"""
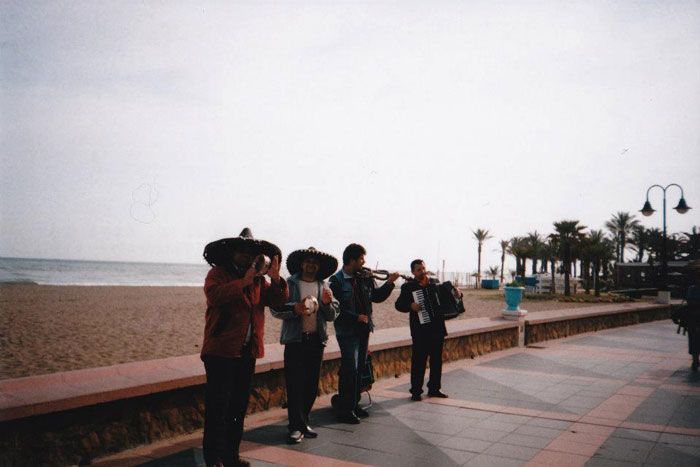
[1, 283, 605, 380]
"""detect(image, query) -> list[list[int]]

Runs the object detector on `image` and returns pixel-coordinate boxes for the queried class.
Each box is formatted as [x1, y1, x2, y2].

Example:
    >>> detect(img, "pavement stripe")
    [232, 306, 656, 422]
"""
[373, 387, 579, 421]
[469, 364, 627, 384]
[527, 355, 690, 467]
[239, 440, 367, 466]
[660, 383, 700, 393]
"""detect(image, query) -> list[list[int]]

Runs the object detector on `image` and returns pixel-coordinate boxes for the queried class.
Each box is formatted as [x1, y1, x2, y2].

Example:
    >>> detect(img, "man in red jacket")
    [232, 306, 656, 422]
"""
[201, 228, 288, 467]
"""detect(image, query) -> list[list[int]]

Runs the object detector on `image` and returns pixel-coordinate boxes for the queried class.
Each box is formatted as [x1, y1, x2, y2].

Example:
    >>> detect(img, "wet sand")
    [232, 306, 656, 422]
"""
[0, 283, 600, 379]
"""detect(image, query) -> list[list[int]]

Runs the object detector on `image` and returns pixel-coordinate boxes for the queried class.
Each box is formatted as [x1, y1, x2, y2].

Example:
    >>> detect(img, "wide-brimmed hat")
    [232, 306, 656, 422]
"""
[203, 228, 282, 268]
[286, 247, 338, 280]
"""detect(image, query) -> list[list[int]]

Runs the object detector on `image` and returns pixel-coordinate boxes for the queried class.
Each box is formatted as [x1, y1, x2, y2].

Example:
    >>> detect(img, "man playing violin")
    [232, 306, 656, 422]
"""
[329, 243, 399, 424]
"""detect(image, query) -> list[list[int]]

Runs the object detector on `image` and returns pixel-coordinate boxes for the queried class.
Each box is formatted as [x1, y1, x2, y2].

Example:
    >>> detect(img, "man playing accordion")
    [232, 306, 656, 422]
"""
[395, 259, 461, 401]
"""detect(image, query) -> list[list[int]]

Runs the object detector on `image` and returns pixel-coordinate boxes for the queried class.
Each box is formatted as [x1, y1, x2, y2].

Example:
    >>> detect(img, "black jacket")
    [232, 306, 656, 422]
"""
[329, 270, 395, 337]
[395, 278, 447, 339]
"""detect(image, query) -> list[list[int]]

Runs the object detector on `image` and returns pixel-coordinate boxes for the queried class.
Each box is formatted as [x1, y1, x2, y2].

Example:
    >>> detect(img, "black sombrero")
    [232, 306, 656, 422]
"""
[286, 247, 338, 280]
[203, 228, 282, 268]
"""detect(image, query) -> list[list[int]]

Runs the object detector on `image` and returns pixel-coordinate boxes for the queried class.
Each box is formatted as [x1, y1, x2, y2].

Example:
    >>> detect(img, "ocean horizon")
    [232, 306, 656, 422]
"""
[0, 257, 465, 287]
[0, 257, 212, 287]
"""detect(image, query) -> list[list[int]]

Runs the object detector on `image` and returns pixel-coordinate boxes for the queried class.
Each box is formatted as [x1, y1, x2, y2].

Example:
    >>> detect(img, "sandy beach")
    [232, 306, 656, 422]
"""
[1, 283, 604, 380]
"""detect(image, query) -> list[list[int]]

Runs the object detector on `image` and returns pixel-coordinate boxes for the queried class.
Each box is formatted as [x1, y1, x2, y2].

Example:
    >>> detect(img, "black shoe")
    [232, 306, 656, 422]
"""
[354, 407, 369, 418]
[230, 458, 251, 467]
[287, 430, 304, 444]
[303, 426, 318, 438]
[428, 390, 448, 398]
[411, 394, 422, 401]
[337, 412, 361, 424]
[692, 360, 699, 371]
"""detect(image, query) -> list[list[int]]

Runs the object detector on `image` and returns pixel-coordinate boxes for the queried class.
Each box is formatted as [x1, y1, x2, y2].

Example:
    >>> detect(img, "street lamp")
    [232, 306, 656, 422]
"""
[640, 183, 692, 290]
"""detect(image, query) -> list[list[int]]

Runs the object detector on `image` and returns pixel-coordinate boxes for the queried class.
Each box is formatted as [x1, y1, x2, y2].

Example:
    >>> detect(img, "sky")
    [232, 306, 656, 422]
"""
[1, 0, 699, 275]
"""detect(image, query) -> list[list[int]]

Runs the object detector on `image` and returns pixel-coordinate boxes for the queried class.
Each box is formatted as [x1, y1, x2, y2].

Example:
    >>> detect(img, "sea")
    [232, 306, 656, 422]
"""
[0, 257, 465, 287]
[0, 257, 212, 287]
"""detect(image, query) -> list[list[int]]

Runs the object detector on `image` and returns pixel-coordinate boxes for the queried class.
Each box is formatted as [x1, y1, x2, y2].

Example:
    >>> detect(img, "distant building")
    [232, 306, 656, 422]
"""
[614, 261, 690, 290]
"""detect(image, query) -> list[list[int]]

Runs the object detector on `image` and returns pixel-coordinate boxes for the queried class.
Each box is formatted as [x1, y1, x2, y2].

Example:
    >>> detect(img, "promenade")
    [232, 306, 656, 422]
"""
[95, 320, 700, 467]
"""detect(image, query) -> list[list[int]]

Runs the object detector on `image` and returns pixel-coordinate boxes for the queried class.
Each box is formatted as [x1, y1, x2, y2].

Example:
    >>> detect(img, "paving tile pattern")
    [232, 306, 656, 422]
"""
[96, 320, 698, 467]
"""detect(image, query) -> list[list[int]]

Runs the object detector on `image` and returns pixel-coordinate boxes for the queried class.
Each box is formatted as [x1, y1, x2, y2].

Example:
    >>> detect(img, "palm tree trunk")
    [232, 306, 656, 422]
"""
[620, 237, 626, 263]
[477, 244, 482, 289]
[550, 259, 556, 294]
[564, 244, 571, 296]
[500, 253, 505, 284]
[594, 261, 601, 297]
[531, 258, 537, 275]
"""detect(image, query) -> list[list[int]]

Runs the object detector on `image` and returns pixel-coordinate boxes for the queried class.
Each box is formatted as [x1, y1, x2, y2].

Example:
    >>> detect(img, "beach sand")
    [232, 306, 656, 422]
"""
[1, 283, 600, 380]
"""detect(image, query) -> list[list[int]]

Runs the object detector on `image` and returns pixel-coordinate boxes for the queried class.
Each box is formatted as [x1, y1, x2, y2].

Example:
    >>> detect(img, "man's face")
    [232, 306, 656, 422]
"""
[232, 248, 255, 269]
[412, 262, 427, 281]
[348, 254, 366, 273]
[301, 256, 320, 278]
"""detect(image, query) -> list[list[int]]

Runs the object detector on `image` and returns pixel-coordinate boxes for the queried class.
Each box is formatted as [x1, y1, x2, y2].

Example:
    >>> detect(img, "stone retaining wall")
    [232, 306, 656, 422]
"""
[524, 304, 673, 345]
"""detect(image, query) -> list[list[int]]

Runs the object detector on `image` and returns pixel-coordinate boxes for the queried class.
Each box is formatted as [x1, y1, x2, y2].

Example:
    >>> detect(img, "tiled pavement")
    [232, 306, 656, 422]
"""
[95, 321, 700, 467]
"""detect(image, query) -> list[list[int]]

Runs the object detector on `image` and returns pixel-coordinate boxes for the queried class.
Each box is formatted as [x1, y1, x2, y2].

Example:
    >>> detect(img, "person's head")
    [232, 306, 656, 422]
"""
[300, 255, 321, 280]
[343, 243, 366, 273]
[411, 259, 427, 281]
[232, 245, 256, 270]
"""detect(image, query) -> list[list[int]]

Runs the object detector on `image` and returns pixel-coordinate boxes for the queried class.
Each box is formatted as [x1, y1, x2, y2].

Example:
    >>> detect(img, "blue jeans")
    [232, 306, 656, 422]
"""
[336, 331, 369, 413]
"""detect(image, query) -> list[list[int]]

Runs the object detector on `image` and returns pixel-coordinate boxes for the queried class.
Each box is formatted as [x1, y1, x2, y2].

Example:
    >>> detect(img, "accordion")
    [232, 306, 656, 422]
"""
[412, 280, 465, 324]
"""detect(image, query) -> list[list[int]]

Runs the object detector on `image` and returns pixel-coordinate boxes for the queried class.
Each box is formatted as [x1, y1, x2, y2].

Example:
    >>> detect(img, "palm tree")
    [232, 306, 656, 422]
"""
[487, 266, 500, 280]
[472, 228, 493, 288]
[526, 231, 545, 275]
[585, 230, 614, 296]
[578, 233, 593, 294]
[629, 225, 649, 262]
[499, 239, 509, 284]
[544, 238, 559, 294]
[605, 212, 640, 263]
[680, 226, 700, 261]
[508, 237, 529, 280]
[551, 220, 587, 296]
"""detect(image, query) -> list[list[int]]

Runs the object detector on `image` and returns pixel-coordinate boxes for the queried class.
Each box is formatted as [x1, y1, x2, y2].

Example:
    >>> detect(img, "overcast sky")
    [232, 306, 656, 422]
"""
[1, 0, 699, 274]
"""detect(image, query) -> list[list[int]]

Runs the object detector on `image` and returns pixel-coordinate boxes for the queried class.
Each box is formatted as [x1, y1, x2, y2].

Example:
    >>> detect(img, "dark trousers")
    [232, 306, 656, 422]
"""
[284, 333, 324, 432]
[336, 330, 369, 413]
[688, 326, 699, 356]
[202, 349, 256, 466]
[410, 333, 444, 395]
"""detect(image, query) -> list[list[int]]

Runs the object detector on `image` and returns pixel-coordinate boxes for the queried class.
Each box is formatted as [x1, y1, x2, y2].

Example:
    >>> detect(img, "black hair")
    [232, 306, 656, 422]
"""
[342, 243, 366, 265]
[410, 259, 424, 271]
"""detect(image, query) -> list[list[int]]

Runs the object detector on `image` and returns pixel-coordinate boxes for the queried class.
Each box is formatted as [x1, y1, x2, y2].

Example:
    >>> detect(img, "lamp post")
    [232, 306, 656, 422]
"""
[640, 184, 691, 290]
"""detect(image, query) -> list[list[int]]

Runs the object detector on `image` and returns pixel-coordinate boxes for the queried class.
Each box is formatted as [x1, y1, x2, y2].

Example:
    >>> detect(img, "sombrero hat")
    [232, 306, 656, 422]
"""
[203, 228, 282, 268]
[286, 247, 338, 280]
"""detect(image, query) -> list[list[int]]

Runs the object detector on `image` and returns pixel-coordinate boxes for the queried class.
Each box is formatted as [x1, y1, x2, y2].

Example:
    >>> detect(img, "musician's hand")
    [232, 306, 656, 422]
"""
[294, 302, 309, 316]
[321, 287, 333, 305]
[242, 264, 257, 287]
[267, 255, 281, 283]
[357, 314, 369, 324]
[387, 272, 400, 284]
[410, 303, 421, 313]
